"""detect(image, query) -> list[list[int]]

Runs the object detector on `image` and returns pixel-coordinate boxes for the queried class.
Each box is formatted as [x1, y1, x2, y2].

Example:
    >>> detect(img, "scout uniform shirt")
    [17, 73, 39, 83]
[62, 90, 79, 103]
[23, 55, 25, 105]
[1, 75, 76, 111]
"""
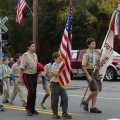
[82, 49, 99, 69]
[50, 62, 59, 83]
[3, 64, 11, 80]
[20, 52, 38, 74]
[10, 62, 20, 78]
[0, 64, 4, 80]
[41, 63, 52, 81]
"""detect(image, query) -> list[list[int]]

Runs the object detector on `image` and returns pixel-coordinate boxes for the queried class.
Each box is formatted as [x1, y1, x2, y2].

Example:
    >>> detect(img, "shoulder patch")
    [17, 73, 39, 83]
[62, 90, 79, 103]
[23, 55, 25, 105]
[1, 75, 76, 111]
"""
[23, 53, 27, 59]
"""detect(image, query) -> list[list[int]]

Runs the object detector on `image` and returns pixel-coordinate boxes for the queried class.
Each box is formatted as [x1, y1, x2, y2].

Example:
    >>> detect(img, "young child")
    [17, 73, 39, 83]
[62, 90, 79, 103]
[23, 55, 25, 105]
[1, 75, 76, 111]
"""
[50, 52, 72, 119]
[2, 57, 11, 103]
[82, 38, 102, 113]
[0, 57, 5, 111]
[10, 55, 26, 106]
[40, 60, 54, 109]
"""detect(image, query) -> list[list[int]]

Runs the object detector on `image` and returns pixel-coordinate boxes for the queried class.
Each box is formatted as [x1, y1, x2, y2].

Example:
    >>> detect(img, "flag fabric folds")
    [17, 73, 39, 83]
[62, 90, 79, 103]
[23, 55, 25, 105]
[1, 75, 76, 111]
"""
[58, 8, 72, 88]
[99, 10, 120, 81]
[16, 0, 26, 24]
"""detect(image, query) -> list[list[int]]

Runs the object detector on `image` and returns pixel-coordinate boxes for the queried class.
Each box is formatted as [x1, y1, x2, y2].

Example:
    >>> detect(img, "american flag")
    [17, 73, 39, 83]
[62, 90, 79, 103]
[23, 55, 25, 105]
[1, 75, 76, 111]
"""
[58, 8, 72, 88]
[16, 0, 26, 24]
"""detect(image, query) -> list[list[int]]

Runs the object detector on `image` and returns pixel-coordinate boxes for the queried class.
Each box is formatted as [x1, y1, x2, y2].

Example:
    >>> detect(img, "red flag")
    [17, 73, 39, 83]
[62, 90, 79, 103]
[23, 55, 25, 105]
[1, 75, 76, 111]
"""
[58, 8, 72, 88]
[16, 0, 26, 24]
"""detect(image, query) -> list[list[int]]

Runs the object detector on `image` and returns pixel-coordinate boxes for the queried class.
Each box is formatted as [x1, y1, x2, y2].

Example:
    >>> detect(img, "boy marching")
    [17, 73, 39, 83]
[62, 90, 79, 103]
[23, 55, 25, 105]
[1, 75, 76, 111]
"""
[50, 52, 72, 119]
[82, 38, 102, 113]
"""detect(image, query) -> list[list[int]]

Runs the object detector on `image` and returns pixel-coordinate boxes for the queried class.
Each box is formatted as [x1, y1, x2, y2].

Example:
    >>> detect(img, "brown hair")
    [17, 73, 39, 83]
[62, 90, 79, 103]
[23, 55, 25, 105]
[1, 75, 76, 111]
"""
[52, 52, 60, 60]
[3, 57, 9, 62]
[27, 41, 35, 47]
[86, 38, 96, 45]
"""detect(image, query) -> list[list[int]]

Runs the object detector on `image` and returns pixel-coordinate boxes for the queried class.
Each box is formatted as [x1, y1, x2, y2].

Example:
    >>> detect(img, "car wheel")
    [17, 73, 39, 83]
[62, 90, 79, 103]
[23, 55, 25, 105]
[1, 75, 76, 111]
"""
[105, 67, 117, 81]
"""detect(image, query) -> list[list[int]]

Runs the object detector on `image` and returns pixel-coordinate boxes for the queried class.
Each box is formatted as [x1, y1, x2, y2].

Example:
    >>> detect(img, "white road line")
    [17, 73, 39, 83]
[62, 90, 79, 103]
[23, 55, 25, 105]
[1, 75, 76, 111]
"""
[107, 118, 120, 120]
[10, 90, 120, 100]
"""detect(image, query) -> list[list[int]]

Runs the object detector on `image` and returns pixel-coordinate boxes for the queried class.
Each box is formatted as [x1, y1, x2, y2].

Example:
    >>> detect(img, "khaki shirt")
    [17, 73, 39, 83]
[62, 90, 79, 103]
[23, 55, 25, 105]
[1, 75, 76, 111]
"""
[50, 62, 59, 83]
[82, 49, 99, 69]
[41, 63, 52, 81]
[20, 52, 38, 74]
[11, 62, 20, 77]
[3, 64, 11, 78]
[0, 64, 4, 80]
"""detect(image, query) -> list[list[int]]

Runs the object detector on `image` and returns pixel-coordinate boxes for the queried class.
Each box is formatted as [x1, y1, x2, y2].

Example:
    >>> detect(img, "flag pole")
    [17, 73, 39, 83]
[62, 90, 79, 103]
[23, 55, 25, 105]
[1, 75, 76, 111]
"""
[24, 0, 34, 17]
[70, 0, 73, 7]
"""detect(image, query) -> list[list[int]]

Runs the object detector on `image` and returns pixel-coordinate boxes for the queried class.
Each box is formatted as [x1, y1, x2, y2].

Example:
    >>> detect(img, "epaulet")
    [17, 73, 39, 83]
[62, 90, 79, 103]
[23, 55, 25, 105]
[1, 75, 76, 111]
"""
[23, 53, 28, 58]
[83, 51, 89, 56]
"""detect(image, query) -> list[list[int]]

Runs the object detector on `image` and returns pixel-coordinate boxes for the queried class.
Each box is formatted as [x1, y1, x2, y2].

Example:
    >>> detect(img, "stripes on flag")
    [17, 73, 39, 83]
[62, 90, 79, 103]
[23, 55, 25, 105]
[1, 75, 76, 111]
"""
[58, 8, 72, 88]
[16, 0, 26, 24]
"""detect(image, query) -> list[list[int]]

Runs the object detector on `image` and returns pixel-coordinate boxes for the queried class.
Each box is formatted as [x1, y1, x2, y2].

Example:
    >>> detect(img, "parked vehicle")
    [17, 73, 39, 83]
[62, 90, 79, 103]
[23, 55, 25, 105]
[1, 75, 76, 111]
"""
[71, 50, 120, 81]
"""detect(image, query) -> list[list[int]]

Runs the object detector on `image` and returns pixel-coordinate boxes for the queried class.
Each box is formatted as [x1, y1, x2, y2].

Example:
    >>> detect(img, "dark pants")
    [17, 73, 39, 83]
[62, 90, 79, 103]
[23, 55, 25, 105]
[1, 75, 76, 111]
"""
[23, 73, 37, 112]
[50, 82, 68, 115]
[0, 80, 3, 95]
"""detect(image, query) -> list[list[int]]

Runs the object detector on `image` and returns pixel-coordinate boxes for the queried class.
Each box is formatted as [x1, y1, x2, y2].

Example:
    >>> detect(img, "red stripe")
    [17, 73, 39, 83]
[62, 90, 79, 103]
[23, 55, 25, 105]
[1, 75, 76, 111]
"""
[63, 70, 69, 83]
[23, 74, 30, 99]
[58, 63, 65, 75]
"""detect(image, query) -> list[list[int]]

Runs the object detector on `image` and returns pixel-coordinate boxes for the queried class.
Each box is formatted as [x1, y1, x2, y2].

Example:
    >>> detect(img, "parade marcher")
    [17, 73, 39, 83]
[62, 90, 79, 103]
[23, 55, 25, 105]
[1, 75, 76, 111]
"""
[2, 57, 11, 103]
[9, 55, 26, 106]
[18, 41, 39, 116]
[50, 52, 72, 119]
[82, 38, 102, 113]
[40, 60, 54, 109]
[8, 58, 15, 86]
[0, 58, 5, 111]
[8, 58, 14, 68]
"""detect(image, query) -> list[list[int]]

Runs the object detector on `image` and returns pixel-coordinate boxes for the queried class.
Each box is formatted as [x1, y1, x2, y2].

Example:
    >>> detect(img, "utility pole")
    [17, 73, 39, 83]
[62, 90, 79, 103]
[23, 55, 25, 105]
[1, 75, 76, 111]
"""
[0, 18, 2, 55]
[70, 0, 73, 7]
[33, 0, 39, 53]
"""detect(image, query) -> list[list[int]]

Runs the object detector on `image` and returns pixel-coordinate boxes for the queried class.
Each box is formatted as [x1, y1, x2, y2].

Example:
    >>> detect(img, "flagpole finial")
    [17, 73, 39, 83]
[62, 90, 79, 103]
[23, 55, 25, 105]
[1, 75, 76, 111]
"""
[117, 4, 120, 11]
[70, 0, 73, 7]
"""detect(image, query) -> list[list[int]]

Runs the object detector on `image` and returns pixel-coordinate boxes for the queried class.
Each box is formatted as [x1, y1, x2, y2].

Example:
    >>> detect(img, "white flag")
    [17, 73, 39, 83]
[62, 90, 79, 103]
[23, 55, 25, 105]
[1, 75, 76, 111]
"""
[99, 29, 114, 81]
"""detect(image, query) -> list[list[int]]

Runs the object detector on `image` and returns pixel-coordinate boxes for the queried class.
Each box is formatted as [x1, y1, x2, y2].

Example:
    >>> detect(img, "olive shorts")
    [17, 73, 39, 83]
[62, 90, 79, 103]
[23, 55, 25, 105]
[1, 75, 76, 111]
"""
[87, 69, 102, 92]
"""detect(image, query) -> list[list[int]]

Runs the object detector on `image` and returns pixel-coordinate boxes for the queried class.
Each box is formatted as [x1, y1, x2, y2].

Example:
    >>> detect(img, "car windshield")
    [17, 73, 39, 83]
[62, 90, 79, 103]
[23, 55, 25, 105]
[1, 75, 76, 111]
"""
[113, 51, 120, 57]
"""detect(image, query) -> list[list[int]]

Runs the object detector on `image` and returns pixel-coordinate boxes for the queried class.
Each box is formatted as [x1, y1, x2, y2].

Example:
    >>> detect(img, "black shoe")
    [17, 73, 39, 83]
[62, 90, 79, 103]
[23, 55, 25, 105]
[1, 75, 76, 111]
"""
[62, 112, 72, 119]
[90, 107, 102, 113]
[82, 101, 89, 112]
[53, 114, 60, 119]
[27, 110, 33, 116]
[32, 109, 39, 115]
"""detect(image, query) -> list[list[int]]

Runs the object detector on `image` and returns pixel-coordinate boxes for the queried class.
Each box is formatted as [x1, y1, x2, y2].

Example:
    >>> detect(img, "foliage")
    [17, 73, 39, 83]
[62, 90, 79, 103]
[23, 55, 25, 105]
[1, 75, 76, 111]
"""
[0, 0, 119, 63]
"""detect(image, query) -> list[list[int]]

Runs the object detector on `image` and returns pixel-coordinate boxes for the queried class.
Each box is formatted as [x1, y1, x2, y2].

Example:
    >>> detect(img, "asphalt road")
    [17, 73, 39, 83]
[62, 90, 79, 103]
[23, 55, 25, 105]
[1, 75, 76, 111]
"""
[0, 79, 120, 120]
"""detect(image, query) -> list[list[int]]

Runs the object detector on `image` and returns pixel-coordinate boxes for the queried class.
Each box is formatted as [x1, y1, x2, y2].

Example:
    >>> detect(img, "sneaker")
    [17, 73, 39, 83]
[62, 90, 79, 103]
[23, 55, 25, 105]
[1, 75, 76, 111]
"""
[2, 99, 6, 104]
[41, 102, 46, 109]
[90, 107, 102, 113]
[6, 99, 9, 103]
[62, 112, 72, 119]
[82, 101, 89, 112]
[32, 109, 39, 115]
[0, 105, 5, 111]
[9, 101, 14, 105]
[53, 114, 60, 119]
[27, 110, 33, 116]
